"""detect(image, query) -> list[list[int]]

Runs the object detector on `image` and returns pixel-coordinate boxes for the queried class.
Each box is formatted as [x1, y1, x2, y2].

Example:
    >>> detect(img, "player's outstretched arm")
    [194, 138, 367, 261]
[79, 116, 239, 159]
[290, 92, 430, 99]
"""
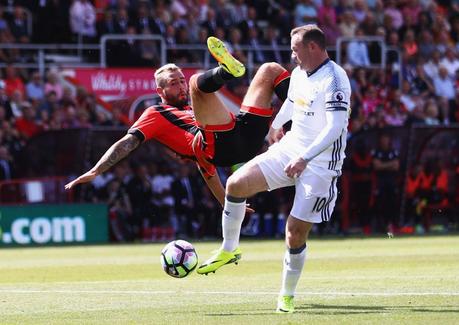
[199, 169, 226, 207]
[64, 134, 140, 190]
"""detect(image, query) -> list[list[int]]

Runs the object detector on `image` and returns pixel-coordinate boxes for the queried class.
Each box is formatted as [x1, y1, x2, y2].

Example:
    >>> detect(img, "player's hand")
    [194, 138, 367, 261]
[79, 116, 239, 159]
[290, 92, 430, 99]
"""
[284, 157, 308, 178]
[267, 127, 284, 145]
[64, 170, 98, 190]
[245, 203, 255, 215]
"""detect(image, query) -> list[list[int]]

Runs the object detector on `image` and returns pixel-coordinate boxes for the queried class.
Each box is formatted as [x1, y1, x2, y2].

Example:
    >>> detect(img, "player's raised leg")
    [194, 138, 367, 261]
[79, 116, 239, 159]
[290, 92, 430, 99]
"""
[189, 37, 245, 128]
[276, 216, 312, 313]
[242, 62, 290, 111]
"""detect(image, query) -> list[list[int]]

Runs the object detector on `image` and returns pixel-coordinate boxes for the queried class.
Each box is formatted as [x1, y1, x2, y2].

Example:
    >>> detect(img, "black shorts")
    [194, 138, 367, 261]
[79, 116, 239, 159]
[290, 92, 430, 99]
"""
[212, 111, 271, 167]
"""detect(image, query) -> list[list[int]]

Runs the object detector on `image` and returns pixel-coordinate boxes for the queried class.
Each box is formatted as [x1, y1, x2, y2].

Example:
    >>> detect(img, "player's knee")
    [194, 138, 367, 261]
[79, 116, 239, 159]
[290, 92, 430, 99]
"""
[189, 74, 201, 94]
[285, 226, 308, 247]
[286, 230, 305, 248]
[258, 62, 284, 79]
[226, 174, 248, 197]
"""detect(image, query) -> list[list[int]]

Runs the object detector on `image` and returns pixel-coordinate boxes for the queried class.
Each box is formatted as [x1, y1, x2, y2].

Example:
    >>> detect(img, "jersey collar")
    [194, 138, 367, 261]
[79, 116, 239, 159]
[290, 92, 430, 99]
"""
[306, 58, 330, 77]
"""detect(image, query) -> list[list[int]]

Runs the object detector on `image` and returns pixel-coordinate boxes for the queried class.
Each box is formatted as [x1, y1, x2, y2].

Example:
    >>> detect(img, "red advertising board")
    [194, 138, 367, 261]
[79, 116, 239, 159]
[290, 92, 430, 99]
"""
[73, 68, 198, 98]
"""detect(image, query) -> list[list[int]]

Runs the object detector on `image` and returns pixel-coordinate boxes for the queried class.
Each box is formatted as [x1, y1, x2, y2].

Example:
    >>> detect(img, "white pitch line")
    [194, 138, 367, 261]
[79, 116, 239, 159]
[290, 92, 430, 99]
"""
[0, 289, 458, 296]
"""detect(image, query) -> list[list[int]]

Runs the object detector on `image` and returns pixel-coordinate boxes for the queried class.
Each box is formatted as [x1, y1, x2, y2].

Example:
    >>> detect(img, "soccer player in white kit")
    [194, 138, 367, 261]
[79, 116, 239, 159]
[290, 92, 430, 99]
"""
[198, 24, 351, 313]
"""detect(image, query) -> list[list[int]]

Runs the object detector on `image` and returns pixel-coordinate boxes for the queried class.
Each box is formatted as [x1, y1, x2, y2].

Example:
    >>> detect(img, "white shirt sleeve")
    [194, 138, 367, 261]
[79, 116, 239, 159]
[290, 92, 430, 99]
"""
[302, 110, 347, 161]
[271, 97, 294, 130]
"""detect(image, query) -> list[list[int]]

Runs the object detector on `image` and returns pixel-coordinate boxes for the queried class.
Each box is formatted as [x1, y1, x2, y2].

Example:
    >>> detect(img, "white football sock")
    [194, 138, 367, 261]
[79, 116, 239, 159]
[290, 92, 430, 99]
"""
[280, 244, 307, 297]
[221, 196, 246, 252]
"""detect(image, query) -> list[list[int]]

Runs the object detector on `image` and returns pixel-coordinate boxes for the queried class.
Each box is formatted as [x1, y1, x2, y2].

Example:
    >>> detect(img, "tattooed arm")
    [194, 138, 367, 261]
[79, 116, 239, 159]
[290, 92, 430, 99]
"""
[65, 134, 140, 190]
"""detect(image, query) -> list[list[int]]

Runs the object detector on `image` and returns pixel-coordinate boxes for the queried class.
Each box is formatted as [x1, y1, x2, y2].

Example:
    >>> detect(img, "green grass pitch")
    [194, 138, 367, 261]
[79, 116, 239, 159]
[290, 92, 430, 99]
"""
[0, 236, 458, 324]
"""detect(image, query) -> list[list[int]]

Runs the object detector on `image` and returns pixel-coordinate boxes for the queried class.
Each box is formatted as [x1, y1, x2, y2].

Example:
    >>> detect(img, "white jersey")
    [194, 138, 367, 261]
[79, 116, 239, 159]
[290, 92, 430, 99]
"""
[274, 59, 351, 174]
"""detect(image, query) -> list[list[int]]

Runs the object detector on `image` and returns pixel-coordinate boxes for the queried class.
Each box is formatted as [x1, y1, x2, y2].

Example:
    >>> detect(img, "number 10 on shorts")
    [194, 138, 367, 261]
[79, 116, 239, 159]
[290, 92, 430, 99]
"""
[311, 197, 327, 213]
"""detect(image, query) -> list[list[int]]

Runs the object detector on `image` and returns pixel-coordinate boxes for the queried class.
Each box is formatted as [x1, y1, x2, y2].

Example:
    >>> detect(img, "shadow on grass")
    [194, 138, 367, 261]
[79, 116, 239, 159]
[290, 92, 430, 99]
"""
[205, 304, 459, 317]
[295, 304, 459, 315]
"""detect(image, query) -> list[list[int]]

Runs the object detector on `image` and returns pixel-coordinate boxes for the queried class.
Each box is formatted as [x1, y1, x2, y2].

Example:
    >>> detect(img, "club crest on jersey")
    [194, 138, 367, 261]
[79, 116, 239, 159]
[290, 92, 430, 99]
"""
[295, 97, 313, 108]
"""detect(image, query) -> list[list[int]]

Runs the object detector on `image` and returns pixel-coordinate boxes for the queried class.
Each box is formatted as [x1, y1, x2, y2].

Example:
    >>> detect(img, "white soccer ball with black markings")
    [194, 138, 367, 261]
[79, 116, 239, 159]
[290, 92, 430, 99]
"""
[160, 240, 198, 278]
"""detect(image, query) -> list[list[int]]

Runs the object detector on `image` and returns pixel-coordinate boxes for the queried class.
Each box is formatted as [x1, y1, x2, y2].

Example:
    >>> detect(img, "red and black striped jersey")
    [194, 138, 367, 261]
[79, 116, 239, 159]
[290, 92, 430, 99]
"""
[128, 104, 199, 160]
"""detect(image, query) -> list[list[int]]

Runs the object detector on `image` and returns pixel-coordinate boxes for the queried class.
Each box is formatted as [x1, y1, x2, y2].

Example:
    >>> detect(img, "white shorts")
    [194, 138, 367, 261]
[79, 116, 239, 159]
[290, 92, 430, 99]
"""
[253, 143, 338, 223]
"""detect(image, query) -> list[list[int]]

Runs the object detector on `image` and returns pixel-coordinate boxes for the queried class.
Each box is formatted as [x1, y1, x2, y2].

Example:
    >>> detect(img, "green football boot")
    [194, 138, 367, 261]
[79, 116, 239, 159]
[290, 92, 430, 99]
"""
[197, 247, 242, 275]
[276, 295, 294, 313]
[207, 36, 246, 77]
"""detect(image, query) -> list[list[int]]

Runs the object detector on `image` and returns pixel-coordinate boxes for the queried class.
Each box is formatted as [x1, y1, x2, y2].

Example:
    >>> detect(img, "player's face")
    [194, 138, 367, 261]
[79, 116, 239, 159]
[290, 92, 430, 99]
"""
[291, 34, 312, 70]
[158, 70, 189, 107]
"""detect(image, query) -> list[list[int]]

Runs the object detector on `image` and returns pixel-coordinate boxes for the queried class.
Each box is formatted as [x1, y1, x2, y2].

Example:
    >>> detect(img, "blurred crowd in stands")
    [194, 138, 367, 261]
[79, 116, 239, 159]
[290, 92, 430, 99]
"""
[1, 0, 459, 239]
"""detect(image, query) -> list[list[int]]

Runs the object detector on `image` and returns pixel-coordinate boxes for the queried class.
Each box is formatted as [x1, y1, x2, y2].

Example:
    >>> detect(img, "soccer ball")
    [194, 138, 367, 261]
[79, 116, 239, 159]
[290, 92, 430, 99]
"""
[160, 240, 198, 278]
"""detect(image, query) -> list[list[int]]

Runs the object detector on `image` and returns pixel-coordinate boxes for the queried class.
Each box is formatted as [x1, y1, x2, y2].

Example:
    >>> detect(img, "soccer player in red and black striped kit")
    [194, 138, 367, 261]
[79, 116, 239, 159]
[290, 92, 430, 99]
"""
[65, 37, 290, 208]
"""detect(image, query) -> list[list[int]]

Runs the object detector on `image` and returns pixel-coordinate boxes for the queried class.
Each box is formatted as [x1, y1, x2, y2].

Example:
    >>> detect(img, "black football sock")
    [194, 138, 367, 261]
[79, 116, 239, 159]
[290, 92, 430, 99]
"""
[197, 67, 235, 93]
[274, 71, 290, 101]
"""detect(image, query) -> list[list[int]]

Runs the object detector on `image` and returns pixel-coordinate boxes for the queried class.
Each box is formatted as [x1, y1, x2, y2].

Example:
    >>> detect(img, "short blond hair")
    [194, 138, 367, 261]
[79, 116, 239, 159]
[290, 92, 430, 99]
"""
[291, 24, 326, 49]
[154, 63, 182, 88]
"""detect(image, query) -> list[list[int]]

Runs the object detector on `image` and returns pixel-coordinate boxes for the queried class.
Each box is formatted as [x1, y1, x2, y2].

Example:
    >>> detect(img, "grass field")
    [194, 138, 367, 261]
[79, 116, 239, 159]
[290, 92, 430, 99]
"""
[0, 236, 458, 324]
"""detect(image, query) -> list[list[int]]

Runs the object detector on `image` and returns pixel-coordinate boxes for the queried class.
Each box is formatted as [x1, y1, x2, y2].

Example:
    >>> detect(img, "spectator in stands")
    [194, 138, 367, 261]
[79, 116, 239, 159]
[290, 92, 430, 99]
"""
[352, 0, 368, 24]
[349, 139, 373, 234]
[0, 144, 12, 180]
[372, 133, 400, 233]
[418, 30, 436, 58]
[433, 66, 455, 123]
[416, 159, 450, 232]
[317, 0, 340, 45]
[44, 70, 63, 100]
[151, 3, 168, 36]
[96, 9, 116, 39]
[0, 80, 13, 120]
[347, 28, 371, 67]
[440, 47, 459, 78]
[113, 8, 129, 34]
[294, 0, 318, 27]
[246, 27, 265, 65]
[69, 0, 96, 43]
[423, 98, 441, 125]
[338, 10, 357, 38]
[423, 50, 442, 80]
[214, 0, 236, 30]
[172, 163, 201, 236]
[405, 164, 422, 231]
[4, 65, 25, 98]
[403, 0, 422, 26]
[411, 64, 434, 98]
[126, 163, 154, 241]
[227, 27, 247, 64]
[184, 13, 201, 44]
[8, 5, 29, 43]
[201, 7, 219, 37]
[0, 6, 8, 33]
[362, 85, 382, 118]
[9, 89, 24, 118]
[232, 0, 248, 25]
[360, 11, 379, 36]
[14, 102, 42, 139]
[385, 90, 407, 126]
[402, 29, 419, 60]
[263, 25, 286, 64]
[384, 0, 403, 30]
[60, 86, 76, 108]
[36, 90, 58, 122]
[103, 177, 134, 241]
[134, 3, 155, 34]
[25, 71, 44, 102]
[196, 185, 220, 237]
